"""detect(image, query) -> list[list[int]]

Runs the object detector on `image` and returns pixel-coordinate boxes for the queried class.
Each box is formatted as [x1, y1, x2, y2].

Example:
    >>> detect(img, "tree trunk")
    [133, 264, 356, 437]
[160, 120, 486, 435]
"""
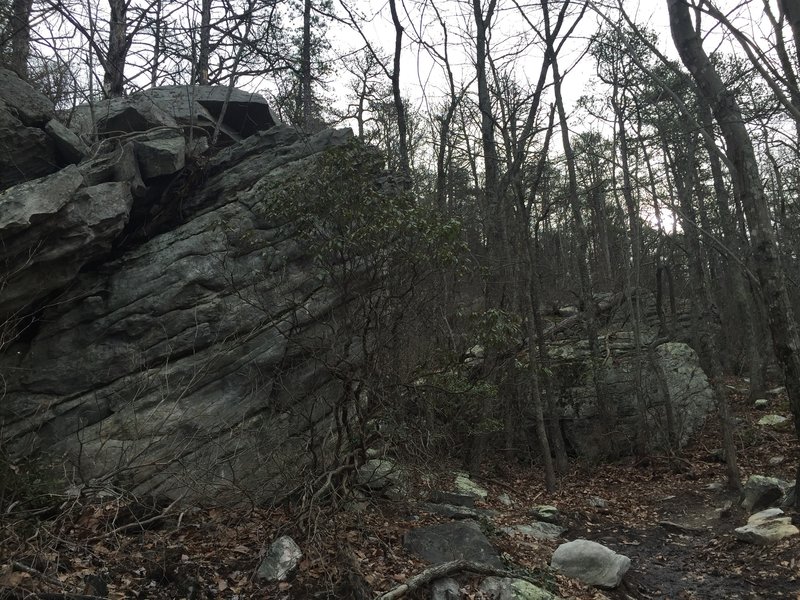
[669, 0, 800, 502]
[388, 0, 410, 186]
[104, 0, 128, 97]
[196, 0, 211, 84]
[9, 0, 33, 79]
[300, 0, 313, 130]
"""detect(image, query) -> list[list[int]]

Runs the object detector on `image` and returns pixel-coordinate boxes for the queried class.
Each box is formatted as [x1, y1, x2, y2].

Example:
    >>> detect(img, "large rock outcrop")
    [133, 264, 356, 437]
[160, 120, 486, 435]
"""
[0, 71, 400, 502]
[551, 335, 715, 458]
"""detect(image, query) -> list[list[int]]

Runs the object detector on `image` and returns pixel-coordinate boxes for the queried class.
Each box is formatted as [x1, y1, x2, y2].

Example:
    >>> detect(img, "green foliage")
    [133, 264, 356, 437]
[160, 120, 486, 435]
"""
[469, 308, 522, 352]
[418, 369, 499, 436]
[260, 139, 462, 281]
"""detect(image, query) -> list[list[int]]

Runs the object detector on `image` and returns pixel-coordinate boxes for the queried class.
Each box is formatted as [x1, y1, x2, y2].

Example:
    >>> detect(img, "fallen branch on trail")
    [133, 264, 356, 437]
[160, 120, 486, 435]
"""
[376, 559, 530, 600]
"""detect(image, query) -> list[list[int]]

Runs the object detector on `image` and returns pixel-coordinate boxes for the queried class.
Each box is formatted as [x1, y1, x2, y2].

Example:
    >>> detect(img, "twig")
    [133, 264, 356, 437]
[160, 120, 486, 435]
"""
[376, 560, 530, 600]
[86, 491, 186, 541]
[11, 561, 64, 589]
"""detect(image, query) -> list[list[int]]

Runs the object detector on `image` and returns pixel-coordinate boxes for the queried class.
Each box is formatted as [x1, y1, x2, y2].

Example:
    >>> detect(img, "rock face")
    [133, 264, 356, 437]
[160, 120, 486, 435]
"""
[551, 539, 630, 589]
[0, 166, 133, 319]
[0, 69, 416, 502]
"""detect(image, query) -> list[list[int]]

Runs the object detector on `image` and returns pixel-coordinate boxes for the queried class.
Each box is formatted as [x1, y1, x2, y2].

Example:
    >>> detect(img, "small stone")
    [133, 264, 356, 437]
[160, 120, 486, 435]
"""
[588, 496, 607, 509]
[498, 493, 513, 507]
[757, 414, 789, 427]
[767, 456, 785, 467]
[256, 536, 302, 581]
[431, 577, 461, 600]
[706, 481, 724, 491]
[454, 473, 488, 500]
[531, 505, 561, 524]
[753, 398, 769, 409]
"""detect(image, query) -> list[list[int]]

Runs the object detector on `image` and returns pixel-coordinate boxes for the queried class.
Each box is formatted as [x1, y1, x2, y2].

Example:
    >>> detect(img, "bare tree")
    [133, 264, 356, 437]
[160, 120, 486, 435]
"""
[668, 0, 800, 505]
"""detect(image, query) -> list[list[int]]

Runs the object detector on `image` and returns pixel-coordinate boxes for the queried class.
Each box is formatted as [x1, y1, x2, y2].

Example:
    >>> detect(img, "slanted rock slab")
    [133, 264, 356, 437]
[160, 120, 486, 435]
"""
[479, 576, 558, 600]
[256, 536, 302, 581]
[551, 539, 630, 589]
[734, 508, 799, 545]
[404, 520, 503, 568]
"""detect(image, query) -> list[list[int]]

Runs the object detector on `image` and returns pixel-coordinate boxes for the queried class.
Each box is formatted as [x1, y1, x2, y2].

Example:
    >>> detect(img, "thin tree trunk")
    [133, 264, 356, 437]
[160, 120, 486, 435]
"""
[388, 0, 410, 186]
[150, 0, 162, 87]
[9, 0, 33, 79]
[196, 0, 211, 84]
[300, 0, 312, 130]
[105, 0, 128, 97]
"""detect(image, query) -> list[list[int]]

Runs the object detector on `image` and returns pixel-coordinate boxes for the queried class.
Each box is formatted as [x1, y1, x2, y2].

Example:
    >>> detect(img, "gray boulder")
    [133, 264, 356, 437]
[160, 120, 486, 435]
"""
[357, 458, 406, 499]
[45, 118, 88, 164]
[551, 539, 630, 589]
[430, 490, 476, 508]
[256, 536, 302, 581]
[404, 521, 503, 568]
[734, 508, 799, 545]
[757, 414, 789, 427]
[0, 68, 56, 125]
[557, 341, 715, 458]
[740, 475, 791, 512]
[420, 503, 481, 520]
[479, 577, 558, 600]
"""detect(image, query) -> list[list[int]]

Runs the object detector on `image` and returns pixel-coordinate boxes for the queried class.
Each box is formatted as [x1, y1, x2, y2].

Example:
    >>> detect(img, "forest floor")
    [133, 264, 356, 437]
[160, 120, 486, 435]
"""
[1, 376, 798, 600]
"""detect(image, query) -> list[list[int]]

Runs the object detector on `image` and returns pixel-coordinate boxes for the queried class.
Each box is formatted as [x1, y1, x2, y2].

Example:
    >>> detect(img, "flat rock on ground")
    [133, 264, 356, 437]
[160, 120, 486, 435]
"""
[403, 520, 503, 568]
